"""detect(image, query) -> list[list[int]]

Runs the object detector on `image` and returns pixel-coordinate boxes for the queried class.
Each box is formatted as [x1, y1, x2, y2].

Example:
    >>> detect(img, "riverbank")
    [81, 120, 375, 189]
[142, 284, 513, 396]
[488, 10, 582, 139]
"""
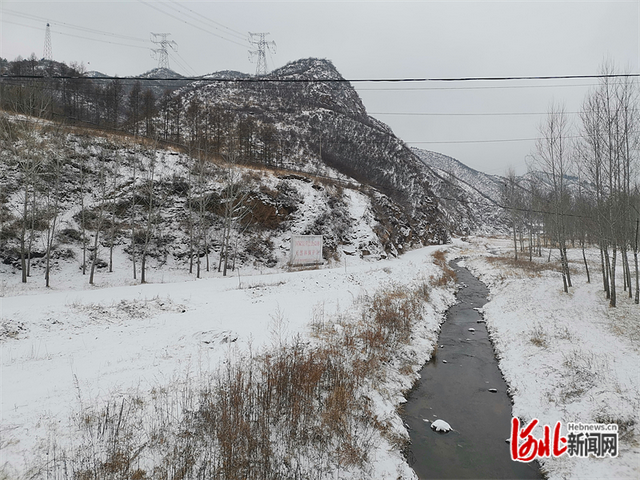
[404, 260, 541, 479]
[456, 237, 640, 480]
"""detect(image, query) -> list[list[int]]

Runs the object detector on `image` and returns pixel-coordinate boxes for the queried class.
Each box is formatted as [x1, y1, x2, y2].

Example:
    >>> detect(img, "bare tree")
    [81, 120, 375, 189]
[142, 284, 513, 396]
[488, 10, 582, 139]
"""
[578, 62, 639, 306]
[532, 103, 573, 292]
[89, 149, 108, 285]
[108, 148, 121, 272]
[139, 143, 167, 284]
[635, 215, 639, 304]
[502, 167, 521, 260]
[43, 134, 63, 287]
[130, 149, 138, 280]
[218, 166, 250, 277]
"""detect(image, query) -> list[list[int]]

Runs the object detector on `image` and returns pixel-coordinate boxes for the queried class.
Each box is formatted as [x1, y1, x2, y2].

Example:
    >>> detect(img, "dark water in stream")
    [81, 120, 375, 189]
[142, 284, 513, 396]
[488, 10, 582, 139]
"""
[404, 261, 542, 479]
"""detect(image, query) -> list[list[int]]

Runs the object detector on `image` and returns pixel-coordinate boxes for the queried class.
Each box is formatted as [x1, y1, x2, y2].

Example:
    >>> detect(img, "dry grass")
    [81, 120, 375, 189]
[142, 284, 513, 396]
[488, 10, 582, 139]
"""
[32, 340, 374, 480]
[28, 254, 453, 479]
[430, 250, 457, 286]
[485, 254, 564, 277]
[0, 319, 26, 340]
[558, 349, 608, 403]
[529, 323, 548, 348]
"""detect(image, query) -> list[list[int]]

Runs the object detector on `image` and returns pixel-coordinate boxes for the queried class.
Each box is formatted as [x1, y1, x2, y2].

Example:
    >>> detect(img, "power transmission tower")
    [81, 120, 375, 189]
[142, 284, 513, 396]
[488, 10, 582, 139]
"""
[150, 32, 177, 70]
[43, 23, 52, 61]
[248, 32, 276, 75]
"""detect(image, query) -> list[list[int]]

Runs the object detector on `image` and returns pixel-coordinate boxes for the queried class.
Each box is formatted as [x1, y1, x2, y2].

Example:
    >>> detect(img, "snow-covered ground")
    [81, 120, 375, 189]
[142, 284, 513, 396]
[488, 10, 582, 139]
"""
[1, 244, 455, 479]
[457, 237, 640, 480]
[3, 236, 639, 479]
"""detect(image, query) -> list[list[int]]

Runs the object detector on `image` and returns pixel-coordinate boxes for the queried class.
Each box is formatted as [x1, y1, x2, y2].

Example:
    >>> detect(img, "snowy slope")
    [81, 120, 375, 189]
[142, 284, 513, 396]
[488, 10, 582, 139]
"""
[1, 245, 456, 478]
[0, 119, 441, 293]
[413, 148, 509, 234]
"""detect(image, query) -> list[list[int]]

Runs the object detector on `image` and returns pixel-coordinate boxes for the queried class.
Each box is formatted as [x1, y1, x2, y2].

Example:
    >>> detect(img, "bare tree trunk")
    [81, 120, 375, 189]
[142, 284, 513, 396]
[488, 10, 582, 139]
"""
[188, 166, 194, 274]
[80, 158, 87, 275]
[635, 249, 639, 305]
[26, 189, 36, 277]
[108, 152, 120, 273]
[635, 219, 639, 304]
[232, 235, 239, 272]
[196, 244, 201, 278]
[217, 227, 225, 273]
[560, 246, 568, 293]
[90, 153, 107, 285]
[205, 233, 210, 272]
[537, 232, 542, 256]
[623, 248, 632, 298]
[44, 157, 60, 288]
[196, 216, 201, 279]
[610, 246, 617, 307]
[20, 183, 29, 283]
[141, 252, 147, 283]
[44, 213, 57, 287]
[88, 221, 102, 285]
[563, 244, 572, 287]
[582, 241, 590, 283]
[223, 225, 231, 277]
[603, 246, 611, 299]
[131, 155, 137, 280]
[140, 155, 157, 284]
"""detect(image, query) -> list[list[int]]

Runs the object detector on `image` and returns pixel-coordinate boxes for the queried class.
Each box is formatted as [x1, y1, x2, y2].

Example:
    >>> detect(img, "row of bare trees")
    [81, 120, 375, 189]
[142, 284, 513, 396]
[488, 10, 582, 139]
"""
[1, 57, 289, 169]
[503, 63, 640, 307]
[1, 107, 257, 288]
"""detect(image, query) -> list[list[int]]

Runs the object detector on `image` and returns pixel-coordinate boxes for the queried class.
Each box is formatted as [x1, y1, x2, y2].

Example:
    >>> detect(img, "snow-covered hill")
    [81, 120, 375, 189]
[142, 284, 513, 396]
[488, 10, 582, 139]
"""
[413, 148, 509, 234]
[167, 58, 447, 244]
[0, 115, 447, 292]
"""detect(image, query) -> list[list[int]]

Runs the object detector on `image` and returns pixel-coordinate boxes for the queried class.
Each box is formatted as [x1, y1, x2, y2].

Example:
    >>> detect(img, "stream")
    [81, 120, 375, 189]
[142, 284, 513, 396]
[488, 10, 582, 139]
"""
[403, 260, 542, 479]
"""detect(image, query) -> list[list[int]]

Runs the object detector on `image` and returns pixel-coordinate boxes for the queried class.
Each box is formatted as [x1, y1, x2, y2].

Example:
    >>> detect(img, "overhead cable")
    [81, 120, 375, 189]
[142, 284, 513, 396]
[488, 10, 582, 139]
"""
[3, 73, 640, 83]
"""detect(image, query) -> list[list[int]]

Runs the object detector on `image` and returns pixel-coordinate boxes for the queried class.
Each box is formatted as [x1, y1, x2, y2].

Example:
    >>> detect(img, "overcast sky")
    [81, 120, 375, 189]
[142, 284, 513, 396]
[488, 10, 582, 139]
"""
[2, 1, 639, 175]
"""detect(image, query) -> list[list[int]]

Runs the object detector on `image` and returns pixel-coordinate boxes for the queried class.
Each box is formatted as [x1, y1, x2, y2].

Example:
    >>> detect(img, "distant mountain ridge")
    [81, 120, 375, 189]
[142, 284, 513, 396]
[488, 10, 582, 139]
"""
[1, 56, 525, 239]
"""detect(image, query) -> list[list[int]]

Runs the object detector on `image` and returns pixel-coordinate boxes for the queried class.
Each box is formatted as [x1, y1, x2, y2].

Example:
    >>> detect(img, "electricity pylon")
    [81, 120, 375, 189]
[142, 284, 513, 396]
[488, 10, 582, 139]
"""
[248, 32, 276, 75]
[43, 23, 52, 61]
[150, 32, 177, 70]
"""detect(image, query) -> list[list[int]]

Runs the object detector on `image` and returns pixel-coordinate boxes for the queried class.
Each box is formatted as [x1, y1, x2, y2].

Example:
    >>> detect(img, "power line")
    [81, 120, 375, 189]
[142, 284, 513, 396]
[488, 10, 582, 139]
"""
[408, 138, 540, 145]
[353, 74, 640, 83]
[357, 83, 603, 92]
[421, 165, 595, 220]
[166, 0, 247, 42]
[408, 135, 591, 145]
[370, 111, 581, 117]
[4, 19, 149, 51]
[136, 0, 249, 49]
[4, 73, 639, 83]
[4, 9, 148, 43]
[171, 51, 198, 77]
